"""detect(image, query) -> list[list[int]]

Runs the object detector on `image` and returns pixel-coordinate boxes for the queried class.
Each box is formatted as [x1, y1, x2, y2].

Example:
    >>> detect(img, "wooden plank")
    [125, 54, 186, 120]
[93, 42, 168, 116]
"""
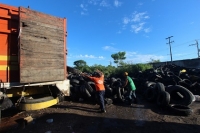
[21, 30, 64, 42]
[20, 41, 64, 53]
[20, 18, 63, 30]
[21, 22, 64, 39]
[19, 7, 66, 83]
[20, 19, 64, 33]
[20, 8, 63, 27]
[20, 58, 64, 68]
[20, 39, 64, 48]
[20, 34, 64, 45]
[20, 69, 65, 83]
[20, 50, 64, 59]
[20, 69, 65, 77]
[20, 75, 65, 83]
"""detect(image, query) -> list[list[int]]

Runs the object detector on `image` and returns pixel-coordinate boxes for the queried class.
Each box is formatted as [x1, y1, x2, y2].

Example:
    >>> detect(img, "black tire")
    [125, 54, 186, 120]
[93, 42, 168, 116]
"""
[145, 81, 156, 88]
[67, 66, 81, 74]
[85, 82, 94, 94]
[168, 104, 193, 116]
[155, 82, 165, 95]
[105, 84, 113, 97]
[70, 79, 80, 85]
[157, 91, 170, 107]
[87, 82, 96, 92]
[116, 87, 125, 102]
[80, 85, 91, 98]
[1, 97, 13, 110]
[21, 96, 54, 104]
[165, 85, 195, 106]
[104, 98, 113, 105]
[145, 87, 157, 102]
[85, 88, 91, 98]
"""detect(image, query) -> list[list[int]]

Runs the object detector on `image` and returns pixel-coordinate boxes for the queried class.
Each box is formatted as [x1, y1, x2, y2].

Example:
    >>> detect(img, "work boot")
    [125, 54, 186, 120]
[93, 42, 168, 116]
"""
[134, 99, 138, 104]
[100, 109, 106, 113]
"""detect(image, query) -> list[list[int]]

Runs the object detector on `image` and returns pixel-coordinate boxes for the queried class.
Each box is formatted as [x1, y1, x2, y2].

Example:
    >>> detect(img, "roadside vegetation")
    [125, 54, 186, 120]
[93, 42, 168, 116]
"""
[72, 51, 159, 78]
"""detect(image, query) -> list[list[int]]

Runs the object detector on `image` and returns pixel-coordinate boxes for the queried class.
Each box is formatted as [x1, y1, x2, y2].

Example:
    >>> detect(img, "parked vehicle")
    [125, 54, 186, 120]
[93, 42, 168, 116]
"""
[0, 3, 70, 114]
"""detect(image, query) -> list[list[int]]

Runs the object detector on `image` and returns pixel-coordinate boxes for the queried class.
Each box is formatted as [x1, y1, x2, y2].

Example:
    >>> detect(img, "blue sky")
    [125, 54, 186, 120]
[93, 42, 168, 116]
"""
[2, 0, 200, 67]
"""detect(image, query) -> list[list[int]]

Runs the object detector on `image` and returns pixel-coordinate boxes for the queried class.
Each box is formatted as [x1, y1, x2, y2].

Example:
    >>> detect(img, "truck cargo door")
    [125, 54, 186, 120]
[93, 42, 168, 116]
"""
[19, 7, 66, 83]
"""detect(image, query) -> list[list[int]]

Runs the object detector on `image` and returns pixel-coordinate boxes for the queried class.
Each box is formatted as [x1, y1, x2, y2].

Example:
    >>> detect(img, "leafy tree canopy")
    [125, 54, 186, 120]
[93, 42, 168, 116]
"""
[73, 60, 87, 68]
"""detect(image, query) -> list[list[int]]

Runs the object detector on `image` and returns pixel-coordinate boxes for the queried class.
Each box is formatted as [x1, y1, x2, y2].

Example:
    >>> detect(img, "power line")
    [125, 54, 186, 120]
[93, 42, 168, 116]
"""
[145, 38, 200, 57]
[189, 40, 199, 58]
[166, 36, 174, 62]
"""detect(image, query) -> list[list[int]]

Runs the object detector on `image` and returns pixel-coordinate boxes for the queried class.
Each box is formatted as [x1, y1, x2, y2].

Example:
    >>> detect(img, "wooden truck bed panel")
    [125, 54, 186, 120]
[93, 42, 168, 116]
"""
[0, 3, 67, 84]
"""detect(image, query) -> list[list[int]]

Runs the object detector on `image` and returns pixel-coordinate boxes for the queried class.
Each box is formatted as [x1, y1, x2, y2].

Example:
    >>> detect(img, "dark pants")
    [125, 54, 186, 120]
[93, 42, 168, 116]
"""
[96, 90, 105, 110]
[128, 90, 137, 103]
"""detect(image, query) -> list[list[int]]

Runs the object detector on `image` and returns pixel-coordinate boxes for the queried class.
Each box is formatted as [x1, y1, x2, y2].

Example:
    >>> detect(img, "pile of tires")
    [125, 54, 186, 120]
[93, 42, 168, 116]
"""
[67, 64, 200, 116]
[144, 82, 194, 116]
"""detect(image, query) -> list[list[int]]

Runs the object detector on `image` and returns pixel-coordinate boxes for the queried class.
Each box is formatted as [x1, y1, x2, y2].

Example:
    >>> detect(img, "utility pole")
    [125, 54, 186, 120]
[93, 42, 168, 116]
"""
[189, 40, 199, 58]
[166, 36, 174, 62]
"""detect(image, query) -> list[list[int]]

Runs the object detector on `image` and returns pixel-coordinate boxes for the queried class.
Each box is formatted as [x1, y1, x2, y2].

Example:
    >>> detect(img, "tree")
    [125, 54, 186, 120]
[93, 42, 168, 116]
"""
[111, 51, 126, 66]
[73, 60, 87, 69]
[149, 58, 160, 63]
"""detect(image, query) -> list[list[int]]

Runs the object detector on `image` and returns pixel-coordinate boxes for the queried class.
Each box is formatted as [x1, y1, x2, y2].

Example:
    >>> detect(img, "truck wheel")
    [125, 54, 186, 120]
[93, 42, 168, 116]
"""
[21, 96, 54, 103]
[17, 96, 58, 111]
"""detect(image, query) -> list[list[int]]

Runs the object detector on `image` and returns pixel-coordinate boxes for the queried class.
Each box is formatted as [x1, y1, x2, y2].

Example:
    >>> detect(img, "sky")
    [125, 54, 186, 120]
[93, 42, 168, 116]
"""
[1, 0, 200, 67]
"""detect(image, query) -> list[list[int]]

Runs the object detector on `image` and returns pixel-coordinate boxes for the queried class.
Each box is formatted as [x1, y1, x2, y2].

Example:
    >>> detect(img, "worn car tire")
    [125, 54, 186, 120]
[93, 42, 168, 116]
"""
[155, 82, 165, 95]
[166, 85, 195, 106]
[145, 87, 157, 102]
[168, 104, 193, 116]
[157, 91, 170, 107]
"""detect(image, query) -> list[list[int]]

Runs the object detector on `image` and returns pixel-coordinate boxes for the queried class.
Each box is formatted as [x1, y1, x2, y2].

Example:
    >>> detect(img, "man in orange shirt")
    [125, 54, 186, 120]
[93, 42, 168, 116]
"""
[81, 69, 106, 113]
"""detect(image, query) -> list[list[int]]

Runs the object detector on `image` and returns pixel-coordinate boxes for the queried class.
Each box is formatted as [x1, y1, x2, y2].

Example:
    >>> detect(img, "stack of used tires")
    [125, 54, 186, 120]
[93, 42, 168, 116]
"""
[144, 81, 195, 116]
[67, 64, 200, 116]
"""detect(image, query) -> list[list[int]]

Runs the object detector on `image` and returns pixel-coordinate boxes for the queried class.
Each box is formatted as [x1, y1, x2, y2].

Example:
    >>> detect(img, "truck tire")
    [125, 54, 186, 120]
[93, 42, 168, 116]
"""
[21, 96, 54, 104]
[17, 96, 59, 110]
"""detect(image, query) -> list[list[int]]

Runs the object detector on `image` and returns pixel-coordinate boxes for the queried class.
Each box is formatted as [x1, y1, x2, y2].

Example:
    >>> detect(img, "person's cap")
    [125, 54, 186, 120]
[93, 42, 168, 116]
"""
[124, 72, 128, 76]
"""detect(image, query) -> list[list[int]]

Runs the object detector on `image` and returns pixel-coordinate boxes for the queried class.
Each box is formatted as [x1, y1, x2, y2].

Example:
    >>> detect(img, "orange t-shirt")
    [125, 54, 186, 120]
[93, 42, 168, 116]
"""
[89, 75, 105, 91]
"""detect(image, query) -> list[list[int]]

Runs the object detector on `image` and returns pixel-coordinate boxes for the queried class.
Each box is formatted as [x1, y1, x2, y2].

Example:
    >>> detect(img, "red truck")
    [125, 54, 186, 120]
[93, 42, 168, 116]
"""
[0, 3, 70, 113]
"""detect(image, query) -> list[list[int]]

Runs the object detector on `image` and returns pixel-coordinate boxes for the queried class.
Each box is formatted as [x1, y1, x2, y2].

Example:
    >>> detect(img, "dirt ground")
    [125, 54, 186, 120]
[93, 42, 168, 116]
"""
[0, 94, 200, 133]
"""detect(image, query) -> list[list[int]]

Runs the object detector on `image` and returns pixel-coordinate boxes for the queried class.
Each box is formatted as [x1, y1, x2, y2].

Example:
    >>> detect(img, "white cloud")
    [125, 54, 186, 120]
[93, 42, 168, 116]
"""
[80, 4, 87, 11]
[125, 53, 165, 63]
[190, 22, 194, 24]
[99, 56, 104, 59]
[117, 30, 121, 34]
[131, 12, 149, 22]
[80, 4, 88, 15]
[102, 46, 117, 52]
[131, 22, 145, 33]
[122, 11, 150, 34]
[114, 0, 122, 7]
[123, 17, 130, 24]
[100, 0, 109, 7]
[144, 28, 151, 33]
[138, 2, 143, 6]
[77, 54, 104, 59]
[88, 0, 99, 5]
[126, 51, 137, 57]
